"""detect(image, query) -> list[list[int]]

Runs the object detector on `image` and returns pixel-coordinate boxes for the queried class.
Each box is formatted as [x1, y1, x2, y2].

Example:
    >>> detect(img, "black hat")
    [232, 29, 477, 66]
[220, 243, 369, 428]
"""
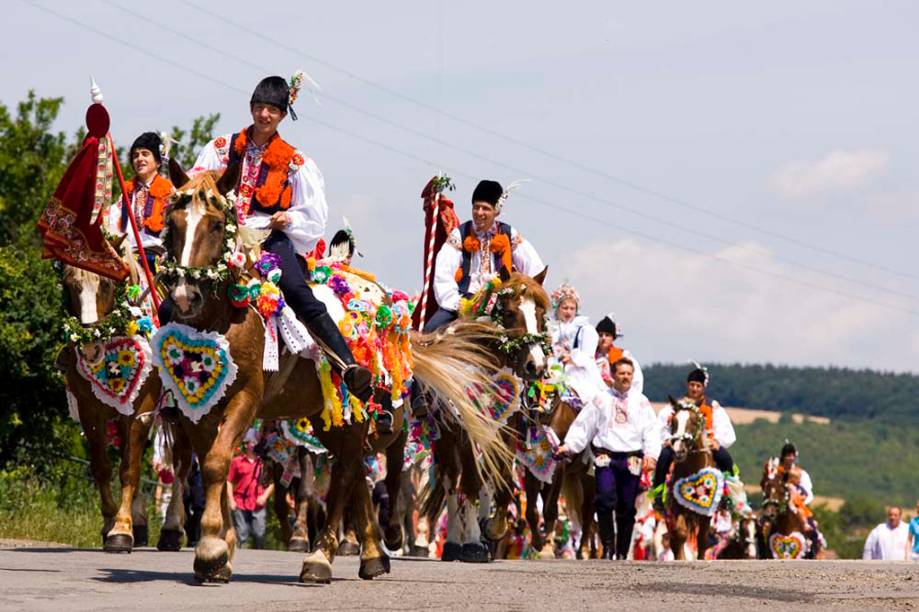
[250, 76, 290, 115]
[687, 363, 708, 386]
[780, 441, 798, 459]
[130, 132, 163, 164]
[329, 228, 355, 258]
[596, 315, 619, 337]
[472, 180, 503, 207]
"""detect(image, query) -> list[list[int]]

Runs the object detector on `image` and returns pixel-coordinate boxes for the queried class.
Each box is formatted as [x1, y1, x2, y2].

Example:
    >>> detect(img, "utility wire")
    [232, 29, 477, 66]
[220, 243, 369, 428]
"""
[24, 0, 919, 319]
[183, 0, 919, 283]
[101, 0, 919, 304]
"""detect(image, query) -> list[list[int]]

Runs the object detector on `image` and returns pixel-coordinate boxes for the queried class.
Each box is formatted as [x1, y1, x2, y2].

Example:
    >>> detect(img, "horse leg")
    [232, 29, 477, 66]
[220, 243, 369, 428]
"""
[697, 518, 711, 560]
[442, 482, 464, 562]
[354, 473, 391, 580]
[80, 404, 118, 549]
[382, 427, 407, 551]
[158, 425, 191, 551]
[460, 495, 489, 563]
[105, 412, 153, 552]
[337, 513, 361, 557]
[288, 449, 313, 552]
[271, 462, 293, 549]
[523, 473, 544, 551]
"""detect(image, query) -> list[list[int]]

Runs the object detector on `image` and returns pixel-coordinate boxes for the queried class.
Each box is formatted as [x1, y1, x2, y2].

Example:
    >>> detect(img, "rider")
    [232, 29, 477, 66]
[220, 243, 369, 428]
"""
[651, 363, 737, 510]
[425, 179, 544, 332]
[780, 441, 813, 505]
[549, 282, 607, 409]
[780, 440, 823, 555]
[186, 74, 372, 402]
[594, 314, 644, 395]
[109, 131, 175, 271]
[555, 358, 659, 560]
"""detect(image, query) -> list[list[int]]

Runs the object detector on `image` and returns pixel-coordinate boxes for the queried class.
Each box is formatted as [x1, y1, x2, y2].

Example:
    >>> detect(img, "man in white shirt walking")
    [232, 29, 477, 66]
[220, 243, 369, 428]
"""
[863, 506, 909, 561]
[556, 358, 659, 560]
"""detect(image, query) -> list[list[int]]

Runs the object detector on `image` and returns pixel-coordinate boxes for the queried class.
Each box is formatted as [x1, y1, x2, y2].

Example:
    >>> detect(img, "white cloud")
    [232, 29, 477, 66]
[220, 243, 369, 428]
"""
[558, 238, 917, 372]
[770, 149, 889, 199]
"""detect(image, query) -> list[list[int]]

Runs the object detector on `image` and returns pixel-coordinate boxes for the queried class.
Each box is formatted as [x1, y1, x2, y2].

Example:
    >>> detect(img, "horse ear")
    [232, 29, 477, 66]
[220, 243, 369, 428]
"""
[216, 160, 241, 196]
[667, 395, 678, 408]
[533, 266, 548, 286]
[168, 157, 190, 189]
[498, 265, 512, 283]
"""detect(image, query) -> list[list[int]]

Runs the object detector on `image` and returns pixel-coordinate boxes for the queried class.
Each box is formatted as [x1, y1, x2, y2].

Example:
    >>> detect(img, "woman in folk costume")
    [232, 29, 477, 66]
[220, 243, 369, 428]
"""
[549, 282, 608, 407]
[183, 73, 372, 402]
[109, 131, 175, 270]
[594, 314, 644, 395]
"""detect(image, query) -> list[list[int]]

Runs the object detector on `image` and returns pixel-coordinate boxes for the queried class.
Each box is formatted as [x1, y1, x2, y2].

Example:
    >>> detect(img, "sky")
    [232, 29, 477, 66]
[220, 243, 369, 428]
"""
[6, 0, 919, 372]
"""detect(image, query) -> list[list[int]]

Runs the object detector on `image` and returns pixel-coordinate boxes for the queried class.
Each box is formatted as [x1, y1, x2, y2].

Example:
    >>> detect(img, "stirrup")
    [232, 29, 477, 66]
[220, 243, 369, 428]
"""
[343, 364, 373, 403]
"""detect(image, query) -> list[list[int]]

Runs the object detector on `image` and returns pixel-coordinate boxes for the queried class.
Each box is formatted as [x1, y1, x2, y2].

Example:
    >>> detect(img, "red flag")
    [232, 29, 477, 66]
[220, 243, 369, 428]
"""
[37, 103, 128, 281]
[412, 176, 459, 330]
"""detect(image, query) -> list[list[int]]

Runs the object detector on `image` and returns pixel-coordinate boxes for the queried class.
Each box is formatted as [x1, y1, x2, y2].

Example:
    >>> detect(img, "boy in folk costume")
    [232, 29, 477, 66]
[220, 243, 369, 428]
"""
[424, 179, 544, 331]
[594, 315, 644, 395]
[187, 74, 372, 402]
[109, 131, 175, 270]
[651, 363, 737, 510]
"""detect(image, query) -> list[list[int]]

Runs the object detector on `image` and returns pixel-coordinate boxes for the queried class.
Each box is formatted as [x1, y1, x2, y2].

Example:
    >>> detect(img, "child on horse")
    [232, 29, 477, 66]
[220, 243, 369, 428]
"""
[594, 314, 644, 395]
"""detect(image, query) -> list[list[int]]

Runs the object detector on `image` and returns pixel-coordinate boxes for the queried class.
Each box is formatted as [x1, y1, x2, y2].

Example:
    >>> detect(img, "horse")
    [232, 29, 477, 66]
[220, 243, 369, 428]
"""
[660, 396, 717, 560]
[715, 514, 759, 559]
[421, 268, 550, 562]
[160, 169, 509, 583]
[59, 253, 190, 553]
[759, 458, 809, 559]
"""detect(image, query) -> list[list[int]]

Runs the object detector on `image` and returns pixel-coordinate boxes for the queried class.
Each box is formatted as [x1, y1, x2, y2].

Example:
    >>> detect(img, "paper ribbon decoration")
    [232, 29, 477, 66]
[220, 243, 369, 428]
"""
[75, 336, 153, 415]
[516, 426, 558, 484]
[65, 386, 81, 423]
[672, 466, 725, 516]
[769, 531, 807, 559]
[151, 322, 238, 423]
[281, 417, 327, 454]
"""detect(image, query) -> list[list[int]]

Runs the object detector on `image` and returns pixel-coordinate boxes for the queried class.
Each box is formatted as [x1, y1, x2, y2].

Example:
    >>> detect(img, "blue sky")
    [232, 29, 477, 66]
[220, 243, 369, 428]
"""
[7, 1, 919, 371]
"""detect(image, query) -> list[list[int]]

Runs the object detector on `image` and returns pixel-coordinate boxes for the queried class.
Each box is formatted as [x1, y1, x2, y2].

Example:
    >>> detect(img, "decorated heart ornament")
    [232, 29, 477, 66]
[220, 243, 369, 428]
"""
[516, 426, 558, 484]
[75, 336, 153, 416]
[466, 369, 522, 425]
[769, 532, 806, 559]
[151, 323, 237, 423]
[673, 466, 725, 516]
[281, 417, 327, 454]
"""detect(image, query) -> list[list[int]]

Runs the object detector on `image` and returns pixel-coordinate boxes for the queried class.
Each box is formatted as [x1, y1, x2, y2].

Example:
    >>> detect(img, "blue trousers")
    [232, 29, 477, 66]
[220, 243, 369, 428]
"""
[594, 450, 643, 559]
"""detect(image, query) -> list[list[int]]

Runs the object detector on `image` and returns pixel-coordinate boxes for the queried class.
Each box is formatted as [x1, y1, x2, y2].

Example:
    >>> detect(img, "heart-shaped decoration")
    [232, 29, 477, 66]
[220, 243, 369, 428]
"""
[281, 417, 327, 454]
[466, 370, 522, 425]
[769, 532, 806, 559]
[516, 426, 558, 484]
[152, 323, 237, 423]
[75, 336, 153, 416]
[673, 467, 725, 516]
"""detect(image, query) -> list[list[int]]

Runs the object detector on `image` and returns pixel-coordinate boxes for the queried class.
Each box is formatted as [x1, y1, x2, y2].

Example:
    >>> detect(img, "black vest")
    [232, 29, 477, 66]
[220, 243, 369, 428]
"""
[457, 220, 513, 296]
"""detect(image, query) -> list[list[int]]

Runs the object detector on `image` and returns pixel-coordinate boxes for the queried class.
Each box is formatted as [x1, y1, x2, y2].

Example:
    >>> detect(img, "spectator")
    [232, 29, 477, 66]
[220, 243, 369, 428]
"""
[908, 501, 919, 561]
[863, 506, 909, 561]
[227, 429, 274, 549]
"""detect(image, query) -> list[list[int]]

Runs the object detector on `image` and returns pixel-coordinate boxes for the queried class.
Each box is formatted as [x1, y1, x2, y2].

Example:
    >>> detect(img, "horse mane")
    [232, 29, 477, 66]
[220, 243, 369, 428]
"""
[507, 271, 550, 310]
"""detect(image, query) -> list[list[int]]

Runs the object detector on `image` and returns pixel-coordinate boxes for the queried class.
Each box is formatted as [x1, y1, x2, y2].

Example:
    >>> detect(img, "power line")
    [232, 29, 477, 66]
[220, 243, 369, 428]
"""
[100, 0, 919, 305]
[183, 0, 919, 283]
[24, 0, 919, 319]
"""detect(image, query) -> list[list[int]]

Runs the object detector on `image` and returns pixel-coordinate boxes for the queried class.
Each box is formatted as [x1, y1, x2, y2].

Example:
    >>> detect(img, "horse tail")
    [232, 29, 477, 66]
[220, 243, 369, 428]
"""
[410, 321, 513, 485]
[418, 466, 446, 525]
[561, 470, 583, 530]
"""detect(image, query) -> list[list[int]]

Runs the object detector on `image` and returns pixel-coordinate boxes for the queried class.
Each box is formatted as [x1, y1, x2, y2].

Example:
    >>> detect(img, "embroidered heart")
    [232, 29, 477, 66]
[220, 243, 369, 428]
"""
[769, 532, 806, 559]
[466, 370, 521, 425]
[281, 417, 327, 454]
[75, 336, 152, 416]
[516, 426, 558, 484]
[673, 467, 725, 516]
[152, 323, 238, 423]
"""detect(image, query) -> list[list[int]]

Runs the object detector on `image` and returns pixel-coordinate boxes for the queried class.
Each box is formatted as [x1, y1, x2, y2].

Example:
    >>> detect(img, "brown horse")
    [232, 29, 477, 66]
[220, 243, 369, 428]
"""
[60, 256, 190, 553]
[161, 170, 508, 583]
[422, 268, 550, 561]
[759, 458, 809, 559]
[715, 514, 759, 560]
[662, 397, 716, 560]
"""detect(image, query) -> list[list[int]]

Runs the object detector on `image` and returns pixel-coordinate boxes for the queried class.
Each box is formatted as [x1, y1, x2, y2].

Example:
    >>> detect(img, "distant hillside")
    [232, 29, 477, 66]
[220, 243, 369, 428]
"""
[643, 363, 919, 423]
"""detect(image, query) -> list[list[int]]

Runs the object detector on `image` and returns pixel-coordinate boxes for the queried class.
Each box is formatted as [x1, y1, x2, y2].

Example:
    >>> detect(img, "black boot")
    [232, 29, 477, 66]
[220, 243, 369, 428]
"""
[597, 512, 614, 560]
[308, 313, 373, 403]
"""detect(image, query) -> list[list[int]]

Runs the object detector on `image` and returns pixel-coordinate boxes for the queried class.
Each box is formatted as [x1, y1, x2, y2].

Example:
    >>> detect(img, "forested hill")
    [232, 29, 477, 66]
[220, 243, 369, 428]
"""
[642, 363, 919, 423]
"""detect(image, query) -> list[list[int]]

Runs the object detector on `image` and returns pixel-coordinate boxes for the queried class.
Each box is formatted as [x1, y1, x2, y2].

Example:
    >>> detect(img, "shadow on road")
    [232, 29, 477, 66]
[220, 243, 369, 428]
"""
[639, 581, 814, 603]
[93, 568, 346, 587]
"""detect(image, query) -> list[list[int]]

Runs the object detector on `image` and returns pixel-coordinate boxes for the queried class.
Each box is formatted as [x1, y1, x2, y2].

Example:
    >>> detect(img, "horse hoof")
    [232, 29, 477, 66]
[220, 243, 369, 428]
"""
[383, 526, 404, 552]
[157, 529, 184, 552]
[300, 551, 332, 584]
[441, 541, 462, 562]
[288, 538, 310, 553]
[133, 525, 149, 548]
[194, 563, 232, 584]
[461, 542, 491, 563]
[103, 533, 133, 554]
[358, 554, 391, 580]
[337, 540, 360, 557]
[484, 519, 507, 542]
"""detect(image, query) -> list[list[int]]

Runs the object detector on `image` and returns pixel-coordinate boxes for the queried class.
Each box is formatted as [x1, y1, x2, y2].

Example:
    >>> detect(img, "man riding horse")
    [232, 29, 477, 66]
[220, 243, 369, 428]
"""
[169, 74, 373, 403]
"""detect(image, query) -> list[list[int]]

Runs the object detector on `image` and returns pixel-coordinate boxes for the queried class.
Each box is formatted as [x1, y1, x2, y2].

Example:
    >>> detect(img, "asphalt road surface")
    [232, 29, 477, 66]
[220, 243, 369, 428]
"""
[2, 540, 918, 610]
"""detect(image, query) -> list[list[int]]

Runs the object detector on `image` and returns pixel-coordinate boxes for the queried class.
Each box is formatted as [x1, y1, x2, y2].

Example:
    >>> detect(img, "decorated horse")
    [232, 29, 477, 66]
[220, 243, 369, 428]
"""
[421, 268, 551, 562]
[759, 458, 810, 559]
[658, 396, 722, 560]
[155, 169, 509, 583]
[714, 514, 759, 560]
[58, 252, 192, 553]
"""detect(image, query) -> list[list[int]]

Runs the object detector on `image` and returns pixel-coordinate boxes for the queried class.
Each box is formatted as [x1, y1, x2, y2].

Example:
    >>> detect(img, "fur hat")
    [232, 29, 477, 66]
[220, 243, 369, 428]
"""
[250, 76, 290, 114]
[130, 132, 163, 164]
[595, 314, 620, 338]
[472, 180, 503, 207]
[687, 361, 709, 386]
[780, 440, 798, 459]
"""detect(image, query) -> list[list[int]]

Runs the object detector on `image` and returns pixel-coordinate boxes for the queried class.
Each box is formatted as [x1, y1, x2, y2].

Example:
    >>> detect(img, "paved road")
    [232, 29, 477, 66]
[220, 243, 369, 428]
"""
[2, 540, 919, 610]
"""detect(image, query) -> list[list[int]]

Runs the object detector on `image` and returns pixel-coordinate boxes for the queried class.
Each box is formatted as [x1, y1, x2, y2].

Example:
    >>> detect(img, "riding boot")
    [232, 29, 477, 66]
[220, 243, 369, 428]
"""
[307, 312, 373, 403]
[615, 513, 635, 560]
[597, 512, 614, 560]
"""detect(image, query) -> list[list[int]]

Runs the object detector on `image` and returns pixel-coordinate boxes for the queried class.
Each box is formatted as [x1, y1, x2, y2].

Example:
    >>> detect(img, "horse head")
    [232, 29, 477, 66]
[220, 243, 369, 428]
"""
[667, 395, 704, 463]
[161, 163, 240, 321]
[491, 266, 550, 379]
[760, 457, 789, 520]
[737, 515, 759, 559]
